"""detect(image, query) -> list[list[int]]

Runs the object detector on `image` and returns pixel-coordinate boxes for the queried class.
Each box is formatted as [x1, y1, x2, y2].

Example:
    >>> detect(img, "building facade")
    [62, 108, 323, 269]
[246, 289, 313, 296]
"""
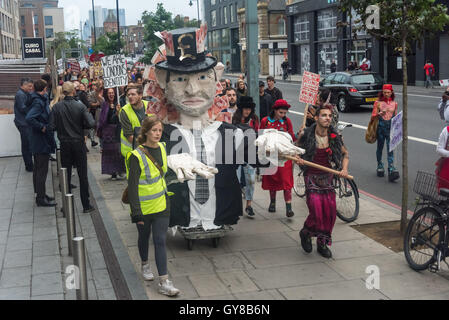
[204, 0, 241, 72]
[286, 0, 381, 77]
[123, 21, 144, 57]
[0, 0, 21, 59]
[41, 6, 63, 41]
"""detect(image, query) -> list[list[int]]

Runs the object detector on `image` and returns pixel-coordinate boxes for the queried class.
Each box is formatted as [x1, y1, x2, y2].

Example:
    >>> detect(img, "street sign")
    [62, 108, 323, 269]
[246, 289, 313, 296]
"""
[299, 71, 320, 105]
[390, 111, 403, 151]
[101, 54, 128, 89]
[22, 38, 45, 59]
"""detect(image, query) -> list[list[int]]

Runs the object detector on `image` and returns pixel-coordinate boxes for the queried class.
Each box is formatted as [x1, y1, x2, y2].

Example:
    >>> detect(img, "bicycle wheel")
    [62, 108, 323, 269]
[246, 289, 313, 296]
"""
[404, 207, 444, 271]
[335, 178, 359, 223]
[293, 165, 306, 198]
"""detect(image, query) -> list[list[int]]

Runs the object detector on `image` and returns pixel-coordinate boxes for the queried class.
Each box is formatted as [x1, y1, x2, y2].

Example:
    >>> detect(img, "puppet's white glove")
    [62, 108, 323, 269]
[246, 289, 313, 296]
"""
[255, 129, 305, 167]
[167, 153, 218, 183]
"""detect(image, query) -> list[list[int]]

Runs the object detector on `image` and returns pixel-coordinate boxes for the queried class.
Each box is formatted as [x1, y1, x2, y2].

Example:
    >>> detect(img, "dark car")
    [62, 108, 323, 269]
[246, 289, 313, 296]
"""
[319, 71, 385, 112]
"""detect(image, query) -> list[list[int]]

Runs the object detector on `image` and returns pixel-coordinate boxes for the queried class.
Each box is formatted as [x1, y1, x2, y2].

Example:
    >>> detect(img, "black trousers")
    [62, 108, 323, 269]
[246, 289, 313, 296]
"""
[17, 125, 33, 171]
[60, 140, 91, 209]
[33, 154, 50, 201]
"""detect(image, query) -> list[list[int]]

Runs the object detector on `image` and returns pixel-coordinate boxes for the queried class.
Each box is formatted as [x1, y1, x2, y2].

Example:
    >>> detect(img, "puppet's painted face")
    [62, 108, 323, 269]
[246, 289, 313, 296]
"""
[165, 68, 216, 117]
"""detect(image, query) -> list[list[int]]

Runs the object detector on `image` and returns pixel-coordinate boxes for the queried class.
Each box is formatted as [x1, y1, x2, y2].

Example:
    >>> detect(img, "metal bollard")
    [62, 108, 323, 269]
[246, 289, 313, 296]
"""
[59, 168, 68, 218]
[56, 150, 61, 174]
[65, 194, 77, 257]
[72, 237, 88, 300]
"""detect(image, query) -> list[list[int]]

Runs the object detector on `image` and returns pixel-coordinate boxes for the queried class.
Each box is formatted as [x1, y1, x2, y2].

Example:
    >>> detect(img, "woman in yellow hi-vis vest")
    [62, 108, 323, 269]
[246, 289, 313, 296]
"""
[125, 116, 179, 297]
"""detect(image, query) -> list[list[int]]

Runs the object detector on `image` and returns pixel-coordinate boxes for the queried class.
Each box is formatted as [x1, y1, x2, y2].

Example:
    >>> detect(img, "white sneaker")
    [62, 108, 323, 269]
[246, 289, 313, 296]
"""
[158, 279, 180, 297]
[141, 264, 154, 281]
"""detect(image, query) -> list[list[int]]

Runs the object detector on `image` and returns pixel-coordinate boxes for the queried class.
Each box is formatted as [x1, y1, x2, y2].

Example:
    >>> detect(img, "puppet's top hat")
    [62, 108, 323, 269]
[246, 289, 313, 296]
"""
[155, 27, 217, 74]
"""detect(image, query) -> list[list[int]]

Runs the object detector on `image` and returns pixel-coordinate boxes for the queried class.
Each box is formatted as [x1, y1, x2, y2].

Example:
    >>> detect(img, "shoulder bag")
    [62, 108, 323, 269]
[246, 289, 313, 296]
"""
[365, 103, 380, 144]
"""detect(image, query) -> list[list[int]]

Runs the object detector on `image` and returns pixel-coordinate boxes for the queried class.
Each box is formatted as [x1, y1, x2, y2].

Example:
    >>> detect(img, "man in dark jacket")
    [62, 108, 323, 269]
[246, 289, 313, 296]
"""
[26, 79, 56, 207]
[14, 78, 34, 172]
[259, 81, 273, 120]
[49, 82, 96, 213]
[265, 76, 283, 102]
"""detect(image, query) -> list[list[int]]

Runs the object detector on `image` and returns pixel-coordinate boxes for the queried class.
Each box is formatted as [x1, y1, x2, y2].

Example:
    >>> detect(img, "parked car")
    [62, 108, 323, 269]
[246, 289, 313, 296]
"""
[319, 71, 385, 112]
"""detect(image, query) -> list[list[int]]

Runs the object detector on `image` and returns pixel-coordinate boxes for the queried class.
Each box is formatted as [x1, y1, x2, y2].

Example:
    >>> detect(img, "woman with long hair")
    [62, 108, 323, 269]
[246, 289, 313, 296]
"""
[97, 88, 125, 180]
[232, 96, 259, 218]
[371, 84, 399, 182]
[125, 116, 180, 297]
[50, 86, 64, 109]
[236, 79, 248, 97]
[260, 99, 296, 218]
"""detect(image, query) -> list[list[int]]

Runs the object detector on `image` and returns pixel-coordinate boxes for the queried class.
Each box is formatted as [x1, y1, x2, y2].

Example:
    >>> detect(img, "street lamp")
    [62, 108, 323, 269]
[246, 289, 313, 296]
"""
[188, 0, 201, 28]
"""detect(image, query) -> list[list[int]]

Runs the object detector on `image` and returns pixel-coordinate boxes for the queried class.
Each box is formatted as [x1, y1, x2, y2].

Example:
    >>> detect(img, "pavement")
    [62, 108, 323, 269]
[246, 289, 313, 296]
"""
[1, 139, 449, 300]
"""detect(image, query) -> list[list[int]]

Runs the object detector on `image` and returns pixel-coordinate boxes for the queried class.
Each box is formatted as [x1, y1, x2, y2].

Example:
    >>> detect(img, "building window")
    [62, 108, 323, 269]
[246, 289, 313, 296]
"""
[223, 6, 228, 24]
[230, 4, 235, 23]
[20, 15, 25, 25]
[278, 18, 286, 36]
[317, 9, 337, 40]
[318, 42, 337, 75]
[34, 28, 39, 37]
[294, 14, 309, 42]
[211, 0, 216, 5]
[33, 14, 38, 24]
[44, 16, 53, 26]
[211, 10, 216, 27]
[222, 28, 229, 46]
[22, 29, 26, 37]
[45, 28, 54, 38]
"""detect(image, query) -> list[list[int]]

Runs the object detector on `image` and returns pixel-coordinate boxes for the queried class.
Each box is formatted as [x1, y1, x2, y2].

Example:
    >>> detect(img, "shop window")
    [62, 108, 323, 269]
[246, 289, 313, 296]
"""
[294, 14, 309, 42]
[317, 9, 337, 40]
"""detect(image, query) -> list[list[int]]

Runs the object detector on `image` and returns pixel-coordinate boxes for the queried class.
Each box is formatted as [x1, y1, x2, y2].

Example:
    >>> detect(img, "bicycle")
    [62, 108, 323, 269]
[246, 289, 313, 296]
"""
[293, 123, 359, 223]
[403, 171, 449, 272]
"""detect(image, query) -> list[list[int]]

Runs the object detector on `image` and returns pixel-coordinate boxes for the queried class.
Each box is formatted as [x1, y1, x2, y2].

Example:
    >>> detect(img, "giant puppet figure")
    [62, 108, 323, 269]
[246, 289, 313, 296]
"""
[147, 26, 304, 231]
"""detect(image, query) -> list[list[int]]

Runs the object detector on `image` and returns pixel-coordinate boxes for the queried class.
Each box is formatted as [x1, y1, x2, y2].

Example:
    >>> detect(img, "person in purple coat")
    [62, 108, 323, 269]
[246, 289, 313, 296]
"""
[97, 88, 125, 180]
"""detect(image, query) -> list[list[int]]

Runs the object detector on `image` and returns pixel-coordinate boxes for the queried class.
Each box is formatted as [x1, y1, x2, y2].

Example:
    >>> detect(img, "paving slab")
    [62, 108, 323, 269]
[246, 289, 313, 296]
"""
[4, 249, 32, 268]
[243, 246, 328, 268]
[278, 279, 389, 300]
[325, 253, 411, 281]
[223, 232, 298, 252]
[32, 239, 60, 257]
[330, 238, 394, 260]
[31, 294, 64, 300]
[6, 235, 33, 252]
[0, 266, 31, 288]
[32, 255, 61, 275]
[189, 274, 231, 297]
[0, 286, 30, 300]
[167, 255, 215, 277]
[144, 275, 198, 300]
[8, 222, 33, 237]
[233, 289, 286, 300]
[246, 263, 344, 290]
[217, 271, 260, 294]
[31, 272, 64, 296]
[376, 271, 449, 299]
[11, 212, 34, 224]
[33, 226, 58, 241]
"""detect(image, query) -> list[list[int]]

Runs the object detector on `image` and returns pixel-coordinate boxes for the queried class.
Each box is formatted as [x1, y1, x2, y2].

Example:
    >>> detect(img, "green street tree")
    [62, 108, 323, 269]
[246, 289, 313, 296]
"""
[140, 3, 199, 64]
[93, 32, 127, 56]
[339, 0, 449, 234]
[47, 30, 87, 59]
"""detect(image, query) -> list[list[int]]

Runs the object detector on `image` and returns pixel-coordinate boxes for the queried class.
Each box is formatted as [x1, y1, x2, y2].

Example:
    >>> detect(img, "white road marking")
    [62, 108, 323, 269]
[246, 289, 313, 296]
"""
[289, 110, 438, 146]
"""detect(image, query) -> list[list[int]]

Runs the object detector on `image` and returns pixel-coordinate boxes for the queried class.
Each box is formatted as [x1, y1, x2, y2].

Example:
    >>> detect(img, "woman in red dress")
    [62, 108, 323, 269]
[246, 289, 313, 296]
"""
[260, 99, 296, 217]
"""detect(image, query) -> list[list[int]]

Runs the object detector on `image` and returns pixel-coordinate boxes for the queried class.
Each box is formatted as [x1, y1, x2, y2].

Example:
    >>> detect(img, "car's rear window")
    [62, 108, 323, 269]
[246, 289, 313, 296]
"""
[351, 74, 382, 84]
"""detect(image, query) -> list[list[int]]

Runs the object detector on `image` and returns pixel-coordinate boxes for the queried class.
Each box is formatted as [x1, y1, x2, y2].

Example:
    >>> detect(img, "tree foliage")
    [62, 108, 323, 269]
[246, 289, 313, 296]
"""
[92, 32, 127, 56]
[140, 3, 199, 64]
[339, 0, 449, 234]
[47, 30, 87, 60]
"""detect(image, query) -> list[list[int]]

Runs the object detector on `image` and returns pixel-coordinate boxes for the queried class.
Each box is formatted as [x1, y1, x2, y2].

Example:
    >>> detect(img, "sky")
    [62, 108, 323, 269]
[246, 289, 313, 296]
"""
[58, 0, 202, 31]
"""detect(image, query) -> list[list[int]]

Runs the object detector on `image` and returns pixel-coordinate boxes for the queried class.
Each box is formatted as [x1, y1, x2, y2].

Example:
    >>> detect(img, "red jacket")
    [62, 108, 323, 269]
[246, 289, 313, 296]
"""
[424, 63, 435, 76]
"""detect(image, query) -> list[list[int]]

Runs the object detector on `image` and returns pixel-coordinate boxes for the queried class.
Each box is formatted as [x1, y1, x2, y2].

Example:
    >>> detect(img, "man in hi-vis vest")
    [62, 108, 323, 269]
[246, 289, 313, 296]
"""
[119, 84, 151, 157]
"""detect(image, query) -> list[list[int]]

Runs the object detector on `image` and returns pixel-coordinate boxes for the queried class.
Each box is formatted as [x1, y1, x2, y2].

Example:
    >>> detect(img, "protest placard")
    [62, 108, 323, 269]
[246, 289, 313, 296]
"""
[101, 54, 128, 89]
[299, 71, 321, 105]
[390, 111, 403, 151]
